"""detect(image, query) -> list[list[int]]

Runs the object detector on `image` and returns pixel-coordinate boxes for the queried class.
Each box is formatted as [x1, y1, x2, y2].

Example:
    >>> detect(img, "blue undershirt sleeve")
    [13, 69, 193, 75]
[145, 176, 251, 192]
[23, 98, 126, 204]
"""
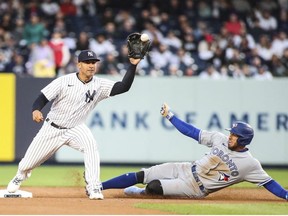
[263, 179, 288, 200]
[169, 116, 201, 141]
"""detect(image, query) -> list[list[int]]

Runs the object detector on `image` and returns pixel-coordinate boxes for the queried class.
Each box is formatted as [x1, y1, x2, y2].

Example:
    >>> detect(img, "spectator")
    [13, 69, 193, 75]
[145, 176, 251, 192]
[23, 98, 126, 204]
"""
[40, 0, 60, 31]
[182, 33, 198, 54]
[247, 18, 267, 43]
[60, 0, 77, 16]
[280, 47, 288, 75]
[183, 0, 197, 22]
[89, 33, 116, 59]
[199, 64, 222, 79]
[255, 34, 273, 63]
[0, 13, 15, 31]
[27, 39, 55, 78]
[197, 0, 213, 21]
[167, 64, 183, 76]
[142, 21, 164, 49]
[100, 53, 120, 75]
[75, 31, 90, 51]
[255, 9, 277, 32]
[270, 54, 287, 77]
[174, 48, 195, 73]
[5, 52, 28, 76]
[12, 18, 25, 46]
[157, 12, 175, 37]
[115, 10, 136, 31]
[224, 13, 246, 36]
[116, 44, 131, 70]
[278, 5, 288, 32]
[0, 0, 287, 78]
[162, 30, 182, 51]
[253, 65, 273, 80]
[100, 8, 114, 26]
[23, 14, 48, 46]
[231, 0, 251, 19]
[198, 33, 216, 61]
[271, 31, 288, 58]
[149, 43, 175, 76]
[49, 31, 71, 76]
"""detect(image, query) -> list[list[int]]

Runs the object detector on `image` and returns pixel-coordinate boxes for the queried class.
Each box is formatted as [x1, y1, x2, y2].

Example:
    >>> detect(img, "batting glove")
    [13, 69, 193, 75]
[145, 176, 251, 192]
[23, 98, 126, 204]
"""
[160, 103, 174, 120]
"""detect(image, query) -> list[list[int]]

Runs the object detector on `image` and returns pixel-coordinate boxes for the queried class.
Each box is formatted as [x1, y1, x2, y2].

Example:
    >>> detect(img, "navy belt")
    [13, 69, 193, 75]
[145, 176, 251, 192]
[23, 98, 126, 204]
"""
[191, 164, 206, 193]
[46, 118, 68, 129]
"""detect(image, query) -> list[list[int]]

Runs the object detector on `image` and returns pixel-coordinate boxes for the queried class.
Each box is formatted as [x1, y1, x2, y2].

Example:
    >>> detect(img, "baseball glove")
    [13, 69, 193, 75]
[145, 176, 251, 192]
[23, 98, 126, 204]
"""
[127, 33, 151, 59]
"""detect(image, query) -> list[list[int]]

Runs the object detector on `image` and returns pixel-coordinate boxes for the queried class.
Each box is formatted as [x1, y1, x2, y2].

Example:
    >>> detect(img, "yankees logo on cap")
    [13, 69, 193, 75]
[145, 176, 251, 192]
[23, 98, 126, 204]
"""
[78, 50, 100, 62]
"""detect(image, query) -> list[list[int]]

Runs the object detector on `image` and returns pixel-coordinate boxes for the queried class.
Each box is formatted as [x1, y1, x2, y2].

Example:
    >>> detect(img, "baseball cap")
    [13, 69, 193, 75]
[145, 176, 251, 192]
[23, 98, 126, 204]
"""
[78, 50, 100, 62]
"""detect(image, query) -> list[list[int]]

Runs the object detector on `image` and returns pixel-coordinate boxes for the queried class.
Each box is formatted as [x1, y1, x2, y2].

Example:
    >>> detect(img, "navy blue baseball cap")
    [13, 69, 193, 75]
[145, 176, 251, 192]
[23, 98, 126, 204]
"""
[78, 50, 100, 62]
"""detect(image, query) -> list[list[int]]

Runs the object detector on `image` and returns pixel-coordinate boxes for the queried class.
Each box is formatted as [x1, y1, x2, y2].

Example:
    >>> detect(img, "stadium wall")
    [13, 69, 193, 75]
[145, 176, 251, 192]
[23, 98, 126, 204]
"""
[1, 74, 287, 165]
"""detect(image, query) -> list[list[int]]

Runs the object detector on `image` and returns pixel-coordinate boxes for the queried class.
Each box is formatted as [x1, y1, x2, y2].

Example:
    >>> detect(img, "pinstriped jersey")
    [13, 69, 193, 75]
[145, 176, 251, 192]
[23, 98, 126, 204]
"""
[41, 73, 115, 128]
[196, 130, 272, 193]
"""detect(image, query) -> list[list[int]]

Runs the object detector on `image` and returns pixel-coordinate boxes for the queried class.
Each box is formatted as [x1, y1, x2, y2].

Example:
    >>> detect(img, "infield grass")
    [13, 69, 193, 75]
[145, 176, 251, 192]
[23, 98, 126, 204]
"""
[136, 203, 288, 215]
[0, 165, 287, 215]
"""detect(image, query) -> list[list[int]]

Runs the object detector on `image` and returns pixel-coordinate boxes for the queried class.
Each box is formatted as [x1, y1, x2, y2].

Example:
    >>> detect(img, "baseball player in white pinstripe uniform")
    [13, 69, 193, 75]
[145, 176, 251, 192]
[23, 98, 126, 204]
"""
[100, 103, 288, 201]
[7, 50, 141, 200]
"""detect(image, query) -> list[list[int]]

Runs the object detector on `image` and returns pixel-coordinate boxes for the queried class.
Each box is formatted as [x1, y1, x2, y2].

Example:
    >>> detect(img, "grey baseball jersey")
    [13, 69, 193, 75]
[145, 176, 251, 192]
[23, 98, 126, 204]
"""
[142, 130, 271, 198]
[17, 73, 115, 192]
[197, 130, 271, 192]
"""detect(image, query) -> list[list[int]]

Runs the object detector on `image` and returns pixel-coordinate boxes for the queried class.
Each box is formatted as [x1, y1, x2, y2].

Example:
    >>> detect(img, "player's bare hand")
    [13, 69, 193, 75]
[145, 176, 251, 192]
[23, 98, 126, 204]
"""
[129, 58, 141, 65]
[160, 103, 174, 120]
[32, 110, 44, 123]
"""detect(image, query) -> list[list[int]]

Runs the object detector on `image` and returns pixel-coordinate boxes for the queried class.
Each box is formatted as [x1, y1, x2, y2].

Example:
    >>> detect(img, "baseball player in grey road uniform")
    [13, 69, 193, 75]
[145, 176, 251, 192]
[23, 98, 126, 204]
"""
[7, 50, 141, 200]
[100, 103, 288, 201]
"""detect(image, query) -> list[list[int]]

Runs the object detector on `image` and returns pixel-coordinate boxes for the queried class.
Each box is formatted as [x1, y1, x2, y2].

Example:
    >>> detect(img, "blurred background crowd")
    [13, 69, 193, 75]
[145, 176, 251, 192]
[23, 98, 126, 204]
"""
[0, 0, 287, 79]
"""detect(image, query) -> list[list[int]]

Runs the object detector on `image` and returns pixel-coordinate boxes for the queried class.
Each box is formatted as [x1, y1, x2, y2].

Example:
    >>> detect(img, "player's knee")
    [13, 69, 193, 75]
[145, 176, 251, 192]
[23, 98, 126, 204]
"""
[145, 180, 163, 195]
[136, 171, 144, 183]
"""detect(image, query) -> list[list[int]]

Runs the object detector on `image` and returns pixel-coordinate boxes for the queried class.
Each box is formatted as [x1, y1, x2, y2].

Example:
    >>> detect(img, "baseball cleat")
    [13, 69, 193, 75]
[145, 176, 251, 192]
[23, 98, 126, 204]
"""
[124, 186, 145, 195]
[89, 189, 104, 200]
[7, 177, 23, 193]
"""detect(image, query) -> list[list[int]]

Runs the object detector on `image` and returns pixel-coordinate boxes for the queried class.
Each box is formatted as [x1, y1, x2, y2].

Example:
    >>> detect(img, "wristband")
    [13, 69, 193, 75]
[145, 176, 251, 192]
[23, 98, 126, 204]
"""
[166, 111, 174, 120]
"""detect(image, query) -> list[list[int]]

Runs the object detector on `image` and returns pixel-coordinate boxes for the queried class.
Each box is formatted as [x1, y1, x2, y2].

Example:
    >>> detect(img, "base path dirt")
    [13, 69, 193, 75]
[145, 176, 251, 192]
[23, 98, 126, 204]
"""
[0, 187, 283, 215]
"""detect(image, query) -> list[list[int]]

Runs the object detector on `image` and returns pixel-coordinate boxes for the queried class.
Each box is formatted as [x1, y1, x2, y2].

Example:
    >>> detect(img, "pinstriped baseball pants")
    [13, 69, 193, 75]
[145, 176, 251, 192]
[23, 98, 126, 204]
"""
[17, 121, 101, 191]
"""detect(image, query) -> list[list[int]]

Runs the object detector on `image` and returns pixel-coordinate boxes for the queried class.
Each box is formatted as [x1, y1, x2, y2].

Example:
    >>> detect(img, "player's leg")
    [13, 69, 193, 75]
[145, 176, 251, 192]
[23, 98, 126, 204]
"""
[67, 124, 103, 200]
[114, 162, 188, 195]
[126, 162, 200, 197]
[102, 171, 144, 189]
[7, 124, 64, 192]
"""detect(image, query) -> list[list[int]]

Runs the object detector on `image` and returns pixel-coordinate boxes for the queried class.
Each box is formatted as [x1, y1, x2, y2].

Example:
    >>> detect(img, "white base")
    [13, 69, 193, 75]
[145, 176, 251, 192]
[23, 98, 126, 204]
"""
[0, 189, 33, 198]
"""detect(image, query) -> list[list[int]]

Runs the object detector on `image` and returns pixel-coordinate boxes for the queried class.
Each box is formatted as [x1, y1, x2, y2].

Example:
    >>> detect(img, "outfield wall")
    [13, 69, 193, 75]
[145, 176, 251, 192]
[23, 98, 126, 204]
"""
[1, 74, 287, 165]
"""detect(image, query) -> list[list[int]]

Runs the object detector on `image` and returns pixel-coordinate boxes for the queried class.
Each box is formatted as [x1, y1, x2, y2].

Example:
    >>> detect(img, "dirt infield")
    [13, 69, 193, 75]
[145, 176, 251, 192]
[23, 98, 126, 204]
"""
[0, 187, 283, 215]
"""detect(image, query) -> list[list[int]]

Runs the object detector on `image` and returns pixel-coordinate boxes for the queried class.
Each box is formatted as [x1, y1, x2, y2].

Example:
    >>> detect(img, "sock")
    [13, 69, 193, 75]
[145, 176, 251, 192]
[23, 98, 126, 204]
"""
[102, 172, 138, 190]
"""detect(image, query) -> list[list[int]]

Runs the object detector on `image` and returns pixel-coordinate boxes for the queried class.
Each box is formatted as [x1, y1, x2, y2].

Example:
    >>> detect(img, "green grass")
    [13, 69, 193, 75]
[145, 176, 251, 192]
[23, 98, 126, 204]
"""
[1, 165, 287, 188]
[1, 165, 287, 215]
[136, 203, 288, 215]
[0, 164, 141, 187]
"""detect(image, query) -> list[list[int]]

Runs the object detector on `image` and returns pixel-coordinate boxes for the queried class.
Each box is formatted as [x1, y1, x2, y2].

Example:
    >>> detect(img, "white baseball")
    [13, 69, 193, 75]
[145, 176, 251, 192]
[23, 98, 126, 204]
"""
[140, 33, 150, 42]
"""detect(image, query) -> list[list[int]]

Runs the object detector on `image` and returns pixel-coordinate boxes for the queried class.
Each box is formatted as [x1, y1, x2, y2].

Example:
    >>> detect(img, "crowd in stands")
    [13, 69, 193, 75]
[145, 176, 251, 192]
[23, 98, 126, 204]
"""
[0, 0, 288, 79]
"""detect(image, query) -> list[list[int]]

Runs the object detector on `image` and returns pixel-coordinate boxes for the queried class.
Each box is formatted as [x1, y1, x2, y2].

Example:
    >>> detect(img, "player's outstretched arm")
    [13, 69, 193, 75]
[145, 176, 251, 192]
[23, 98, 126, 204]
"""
[263, 179, 288, 201]
[110, 35, 144, 96]
[160, 103, 201, 141]
[110, 63, 137, 96]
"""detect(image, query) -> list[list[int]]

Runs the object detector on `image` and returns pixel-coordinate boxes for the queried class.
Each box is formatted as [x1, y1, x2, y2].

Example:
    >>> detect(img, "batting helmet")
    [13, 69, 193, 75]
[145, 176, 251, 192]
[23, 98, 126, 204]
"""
[226, 121, 254, 146]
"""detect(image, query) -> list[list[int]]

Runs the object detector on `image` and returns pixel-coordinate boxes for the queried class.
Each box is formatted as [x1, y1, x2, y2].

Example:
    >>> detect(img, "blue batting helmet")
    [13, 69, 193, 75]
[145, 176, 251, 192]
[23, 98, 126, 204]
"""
[226, 121, 254, 146]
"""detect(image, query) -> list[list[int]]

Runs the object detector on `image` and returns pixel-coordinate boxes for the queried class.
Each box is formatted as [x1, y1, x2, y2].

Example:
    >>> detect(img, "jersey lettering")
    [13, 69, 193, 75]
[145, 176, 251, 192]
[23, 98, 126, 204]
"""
[211, 146, 239, 176]
[85, 90, 96, 103]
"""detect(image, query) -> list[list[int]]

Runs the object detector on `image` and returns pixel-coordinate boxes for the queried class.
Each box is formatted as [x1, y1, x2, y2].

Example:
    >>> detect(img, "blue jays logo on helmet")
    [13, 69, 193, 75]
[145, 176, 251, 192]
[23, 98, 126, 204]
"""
[226, 121, 254, 146]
